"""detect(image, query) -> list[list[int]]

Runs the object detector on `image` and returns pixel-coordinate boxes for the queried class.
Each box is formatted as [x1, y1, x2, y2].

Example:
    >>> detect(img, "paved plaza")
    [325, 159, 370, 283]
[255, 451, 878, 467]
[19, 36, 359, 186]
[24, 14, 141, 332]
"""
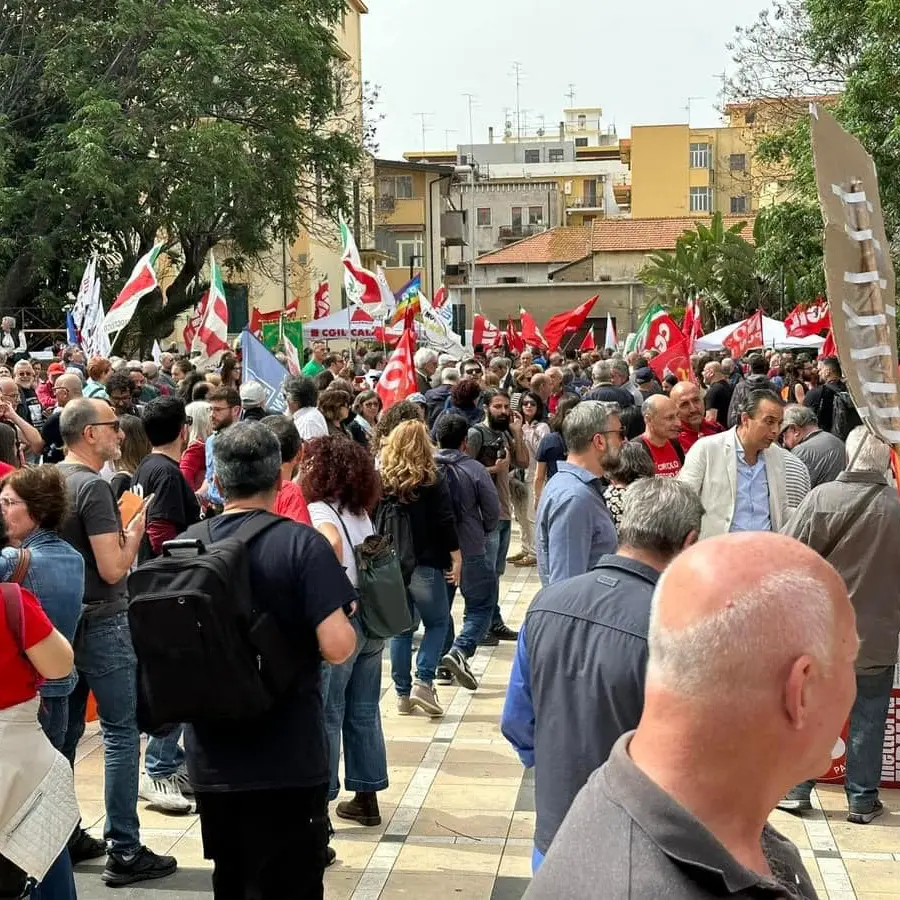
[71, 563, 900, 899]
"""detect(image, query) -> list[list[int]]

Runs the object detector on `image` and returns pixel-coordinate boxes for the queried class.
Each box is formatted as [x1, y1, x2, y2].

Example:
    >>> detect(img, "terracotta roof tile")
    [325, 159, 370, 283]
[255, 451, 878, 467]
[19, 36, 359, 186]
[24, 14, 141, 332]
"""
[590, 216, 755, 252]
[475, 227, 592, 266]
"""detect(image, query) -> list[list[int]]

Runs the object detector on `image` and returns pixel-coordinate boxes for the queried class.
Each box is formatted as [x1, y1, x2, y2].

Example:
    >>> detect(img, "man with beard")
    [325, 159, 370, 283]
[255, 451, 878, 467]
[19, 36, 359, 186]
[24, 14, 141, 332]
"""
[535, 401, 622, 587]
[670, 381, 722, 452]
[466, 389, 529, 642]
[199, 386, 242, 513]
[107, 372, 142, 417]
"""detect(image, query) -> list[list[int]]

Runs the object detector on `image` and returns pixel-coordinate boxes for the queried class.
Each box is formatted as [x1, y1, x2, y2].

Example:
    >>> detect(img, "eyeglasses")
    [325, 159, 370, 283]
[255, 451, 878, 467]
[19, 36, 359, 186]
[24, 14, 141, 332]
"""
[0, 498, 25, 509]
[464, 369, 482, 377]
[601, 428, 626, 439]
[87, 420, 121, 432]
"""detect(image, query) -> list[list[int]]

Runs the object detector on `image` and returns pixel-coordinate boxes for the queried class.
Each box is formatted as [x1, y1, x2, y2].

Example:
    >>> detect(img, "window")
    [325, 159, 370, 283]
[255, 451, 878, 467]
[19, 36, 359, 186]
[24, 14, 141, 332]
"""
[396, 236, 425, 266]
[395, 176, 413, 199]
[528, 206, 544, 225]
[689, 143, 710, 168]
[476, 207, 492, 226]
[730, 195, 748, 214]
[745, 110, 756, 125]
[511, 207, 523, 229]
[525, 149, 541, 164]
[548, 148, 564, 163]
[577, 114, 587, 128]
[460, 154, 468, 165]
[575, 137, 588, 147]
[689, 187, 711, 212]
[378, 177, 395, 199]
[730, 153, 747, 172]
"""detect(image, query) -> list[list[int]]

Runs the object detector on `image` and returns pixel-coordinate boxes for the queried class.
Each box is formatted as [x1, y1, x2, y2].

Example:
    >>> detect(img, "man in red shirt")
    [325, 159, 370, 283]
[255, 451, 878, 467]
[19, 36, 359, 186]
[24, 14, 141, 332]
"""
[635, 395, 684, 476]
[671, 381, 723, 452]
[262, 415, 311, 524]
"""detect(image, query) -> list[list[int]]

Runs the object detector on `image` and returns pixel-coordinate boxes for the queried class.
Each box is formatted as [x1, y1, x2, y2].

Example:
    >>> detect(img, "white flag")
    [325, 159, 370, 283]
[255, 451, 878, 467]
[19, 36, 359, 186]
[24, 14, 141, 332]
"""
[418, 292, 465, 360]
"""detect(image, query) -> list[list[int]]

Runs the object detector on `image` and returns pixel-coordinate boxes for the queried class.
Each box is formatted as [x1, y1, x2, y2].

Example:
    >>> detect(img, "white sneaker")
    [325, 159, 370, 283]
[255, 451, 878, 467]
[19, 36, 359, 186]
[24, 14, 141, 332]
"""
[139, 773, 192, 814]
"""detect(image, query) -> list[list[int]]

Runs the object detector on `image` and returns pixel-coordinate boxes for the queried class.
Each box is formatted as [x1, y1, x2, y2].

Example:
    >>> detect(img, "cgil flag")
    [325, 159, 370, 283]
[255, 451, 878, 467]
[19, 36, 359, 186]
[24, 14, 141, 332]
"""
[518, 308, 547, 350]
[542, 295, 598, 352]
[193, 252, 230, 366]
[376, 327, 417, 411]
[240, 329, 288, 413]
[784, 297, 830, 338]
[103, 243, 164, 335]
[505, 319, 525, 354]
[625, 302, 667, 354]
[313, 280, 331, 320]
[472, 314, 500, 349]
[723, 309, 764, 359]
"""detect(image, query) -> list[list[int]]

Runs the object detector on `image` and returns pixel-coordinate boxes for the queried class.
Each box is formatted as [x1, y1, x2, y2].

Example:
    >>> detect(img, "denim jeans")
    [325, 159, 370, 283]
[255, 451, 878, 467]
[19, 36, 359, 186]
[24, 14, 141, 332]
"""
[320, 617, 388, 801]
[38, 695, 69, 752]
[62, 612, 142, 854]
[443, 554, 496, 658]
[145, 724, 185, 779]
[31, 850, 76, 900]
[390, 565, 450, 695]
[795, 667, 895, 811]
[485, 521, 512, 628]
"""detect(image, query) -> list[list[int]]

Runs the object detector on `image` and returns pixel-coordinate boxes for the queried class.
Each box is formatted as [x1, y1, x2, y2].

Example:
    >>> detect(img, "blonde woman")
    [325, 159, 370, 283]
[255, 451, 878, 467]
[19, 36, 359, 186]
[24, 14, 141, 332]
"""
[179, 401, 212, 491]
[379, 420, 461, 717]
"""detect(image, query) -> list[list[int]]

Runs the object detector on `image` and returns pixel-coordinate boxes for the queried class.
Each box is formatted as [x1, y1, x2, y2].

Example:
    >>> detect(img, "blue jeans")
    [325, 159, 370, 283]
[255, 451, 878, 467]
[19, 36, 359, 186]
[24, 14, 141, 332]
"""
[31, 849, 76, 900]
[443, 554, 496, 658]
[485, 521, 512, 628]
[320, 617, 388, 801]
[145, 725, 185, 779]
[62, 612, 141, 854]
[796, 667, 895, 811]
[38, 695, 68, 752]
[390, 565, 450, 694]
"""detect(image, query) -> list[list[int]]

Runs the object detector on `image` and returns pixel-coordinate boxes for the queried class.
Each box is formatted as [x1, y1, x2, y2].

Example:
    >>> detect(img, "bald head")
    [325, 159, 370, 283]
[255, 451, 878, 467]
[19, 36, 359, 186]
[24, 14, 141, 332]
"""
[669, 381, 704, 430]
[642, 394, 680, 443]
[54, 373, 83, 407]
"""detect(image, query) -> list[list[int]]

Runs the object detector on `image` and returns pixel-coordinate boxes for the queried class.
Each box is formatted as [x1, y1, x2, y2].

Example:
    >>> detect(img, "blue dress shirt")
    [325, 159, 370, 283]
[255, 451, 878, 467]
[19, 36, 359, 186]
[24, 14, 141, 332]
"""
[731, 436, 771, 532]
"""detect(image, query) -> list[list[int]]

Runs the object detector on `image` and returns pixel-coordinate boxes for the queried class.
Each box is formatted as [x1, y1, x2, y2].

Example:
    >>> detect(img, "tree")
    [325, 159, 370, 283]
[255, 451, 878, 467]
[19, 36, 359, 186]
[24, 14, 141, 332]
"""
[0, 0, 364, 349]
[639, 212, 764, 329]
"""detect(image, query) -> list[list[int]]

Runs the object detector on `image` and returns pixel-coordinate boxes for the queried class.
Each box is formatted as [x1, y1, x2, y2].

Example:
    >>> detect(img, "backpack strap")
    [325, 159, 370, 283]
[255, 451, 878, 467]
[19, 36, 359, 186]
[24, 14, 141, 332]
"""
[1, 583, 24, 652]
[324, 503, 356, 550]
[670, 439, 685, 465]
[9, 548, 31, 585]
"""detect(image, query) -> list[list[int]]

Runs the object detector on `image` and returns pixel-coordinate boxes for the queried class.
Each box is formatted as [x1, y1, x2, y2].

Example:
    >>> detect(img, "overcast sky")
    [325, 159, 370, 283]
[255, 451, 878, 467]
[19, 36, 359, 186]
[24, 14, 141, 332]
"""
[363, 0, 772, 158]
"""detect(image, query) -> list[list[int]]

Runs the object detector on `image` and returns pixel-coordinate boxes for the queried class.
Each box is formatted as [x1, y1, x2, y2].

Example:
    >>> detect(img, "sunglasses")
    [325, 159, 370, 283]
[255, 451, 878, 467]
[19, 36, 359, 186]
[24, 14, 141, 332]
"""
[521, 400, 537, 407]
[464, 369, 482, 376]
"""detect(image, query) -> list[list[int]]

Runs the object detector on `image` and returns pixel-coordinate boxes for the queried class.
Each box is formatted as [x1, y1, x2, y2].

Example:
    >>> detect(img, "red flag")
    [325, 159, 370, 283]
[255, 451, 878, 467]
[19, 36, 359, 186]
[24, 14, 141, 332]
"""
[723, 309, 764, 359]
[820, 329, 837, 359]
[682, 295, 705, 343]
[432, 285, 448, 309]
[579, 327, 596, 352]
[784, 297, 830, 338]
[313, 280, 331, 320]
[518, 308, 547, 350]
[542, 295, 598, 352]
[645, 312, 685, 355]
[184, 291, 208, 349]
[472, 314, 500, 348]
[376, 328, 417, 411]
[343, 259, 382, 304]
[506, 319, 525, 355]
[649, 333, 694, 383]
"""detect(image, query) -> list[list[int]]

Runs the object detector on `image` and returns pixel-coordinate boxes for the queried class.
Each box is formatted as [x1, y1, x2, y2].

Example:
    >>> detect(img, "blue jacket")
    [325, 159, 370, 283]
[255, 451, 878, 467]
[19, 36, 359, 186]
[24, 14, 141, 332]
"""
[1, 529, 85, 696]
[434, 449, 500, 556]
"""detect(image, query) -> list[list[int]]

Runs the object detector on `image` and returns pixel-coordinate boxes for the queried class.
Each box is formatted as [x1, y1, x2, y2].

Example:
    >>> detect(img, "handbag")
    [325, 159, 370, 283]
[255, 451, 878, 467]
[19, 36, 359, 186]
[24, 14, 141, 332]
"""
[8, 550, 30, 587]
[326, 505, 411, 640]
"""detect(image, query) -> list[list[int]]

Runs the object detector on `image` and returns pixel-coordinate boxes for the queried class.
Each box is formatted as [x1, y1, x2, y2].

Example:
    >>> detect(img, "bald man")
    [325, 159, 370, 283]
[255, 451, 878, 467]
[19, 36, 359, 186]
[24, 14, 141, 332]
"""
[41, 372, 83, 463]
[702, 360, 734, 429]
[670, 381, 723, 452]
[635, 395, 684, 476]
[525, 532, 857, 900]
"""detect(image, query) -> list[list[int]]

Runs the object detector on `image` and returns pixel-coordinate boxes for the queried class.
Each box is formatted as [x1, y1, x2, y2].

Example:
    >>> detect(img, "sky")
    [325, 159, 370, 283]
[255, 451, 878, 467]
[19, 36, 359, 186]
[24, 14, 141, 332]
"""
[362, 0, 773, 159]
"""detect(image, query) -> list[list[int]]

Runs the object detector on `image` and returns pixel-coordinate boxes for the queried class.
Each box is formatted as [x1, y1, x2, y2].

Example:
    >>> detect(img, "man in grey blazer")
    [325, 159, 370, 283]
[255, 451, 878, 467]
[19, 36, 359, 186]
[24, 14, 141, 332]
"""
[678, 389, 788, 539]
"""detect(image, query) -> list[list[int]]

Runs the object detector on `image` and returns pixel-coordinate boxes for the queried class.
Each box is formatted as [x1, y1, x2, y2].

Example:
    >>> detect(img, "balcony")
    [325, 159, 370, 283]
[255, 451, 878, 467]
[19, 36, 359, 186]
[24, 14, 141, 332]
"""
[375, 196, 425, 227]
[566, 195, 603, 211]
[441, 210, 467, 246]
[498, 224, 544, 242]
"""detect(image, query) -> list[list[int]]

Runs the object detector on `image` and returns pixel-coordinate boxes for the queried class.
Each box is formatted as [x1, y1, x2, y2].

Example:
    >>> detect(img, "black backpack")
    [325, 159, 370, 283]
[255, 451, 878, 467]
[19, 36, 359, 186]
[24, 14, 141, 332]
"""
[373, 497, 417, 586]
[827, 385, 862, 441]
[127, 511, 298, 731]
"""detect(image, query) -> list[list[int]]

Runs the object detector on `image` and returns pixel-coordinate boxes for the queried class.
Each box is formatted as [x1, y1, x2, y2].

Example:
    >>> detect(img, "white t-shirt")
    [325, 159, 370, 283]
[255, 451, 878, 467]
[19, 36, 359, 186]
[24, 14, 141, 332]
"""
[292, 407, 328, 441]
[307, 502, 374, 588]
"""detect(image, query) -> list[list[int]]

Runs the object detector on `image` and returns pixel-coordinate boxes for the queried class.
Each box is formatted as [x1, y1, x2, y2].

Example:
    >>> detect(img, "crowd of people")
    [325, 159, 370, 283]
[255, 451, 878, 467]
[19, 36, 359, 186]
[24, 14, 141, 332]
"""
[0, 331, 895, 900]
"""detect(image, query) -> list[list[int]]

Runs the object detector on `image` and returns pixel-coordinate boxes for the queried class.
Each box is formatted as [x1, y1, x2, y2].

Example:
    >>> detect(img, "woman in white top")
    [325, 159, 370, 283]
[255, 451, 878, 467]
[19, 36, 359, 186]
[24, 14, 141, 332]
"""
[0, 316, 26, 359]
[509, 391, 549, 567]
[301, 435, 389, 835]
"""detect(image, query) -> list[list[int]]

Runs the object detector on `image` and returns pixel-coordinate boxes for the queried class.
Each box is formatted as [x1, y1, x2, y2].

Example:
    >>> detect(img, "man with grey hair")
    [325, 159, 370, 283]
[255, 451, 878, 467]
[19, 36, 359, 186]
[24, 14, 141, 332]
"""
[504, 477, 703, 872]
[180, 421, 357, 893]
[780, 403, 845, 487]
[526, 532, 856, 898]
[413, 347, 439, 394]
[780, 425, 900, 823]
[489, 355, 514, 391]
[612, 357, 643, 405]
[585, 359, 633, 408]
[534, 400, 623, 586]
[425, 366, 459, 428]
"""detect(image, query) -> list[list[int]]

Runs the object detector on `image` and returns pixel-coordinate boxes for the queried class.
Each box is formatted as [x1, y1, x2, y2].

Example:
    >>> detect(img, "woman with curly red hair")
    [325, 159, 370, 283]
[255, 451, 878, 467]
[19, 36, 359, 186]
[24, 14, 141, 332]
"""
[300, 436, 388, 837]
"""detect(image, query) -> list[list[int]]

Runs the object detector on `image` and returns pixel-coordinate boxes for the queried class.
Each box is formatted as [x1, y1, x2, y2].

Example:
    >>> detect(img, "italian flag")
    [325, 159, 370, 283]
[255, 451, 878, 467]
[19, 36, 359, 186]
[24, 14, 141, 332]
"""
[103, 243, 164, 335]
[624, 303, 666, 354]
[193, 252, 230, 366]
[340, 217, 381, 305]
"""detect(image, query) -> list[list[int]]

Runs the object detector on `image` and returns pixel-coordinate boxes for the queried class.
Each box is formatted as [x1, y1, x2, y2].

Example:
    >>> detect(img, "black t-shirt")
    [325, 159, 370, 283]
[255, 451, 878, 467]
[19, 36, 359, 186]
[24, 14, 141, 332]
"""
[18, 387, 44, 429]
[537, 432, 567, 479]
[132, 453, 201, 561]
[704, 380, 733, 429]
[184, 513, 354, 792]
[41, 409, 63, 463]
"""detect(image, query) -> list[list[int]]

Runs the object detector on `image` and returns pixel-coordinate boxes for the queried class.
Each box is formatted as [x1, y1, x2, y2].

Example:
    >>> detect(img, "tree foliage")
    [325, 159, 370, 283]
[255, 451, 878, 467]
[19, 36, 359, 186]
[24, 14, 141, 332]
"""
[639, 213, 768, 329]
[0, 0, 365, 348]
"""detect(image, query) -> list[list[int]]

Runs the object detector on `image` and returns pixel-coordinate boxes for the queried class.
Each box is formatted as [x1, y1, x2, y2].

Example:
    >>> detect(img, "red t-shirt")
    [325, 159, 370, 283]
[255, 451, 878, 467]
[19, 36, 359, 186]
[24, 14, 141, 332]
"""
[0, 587, 54, 710]
[640, 436, 683, 477]
[179, 440, 207, 492]
[275, 481, 312, 525]
[678, 420, 723, 453]
[0, 462, 15, 481]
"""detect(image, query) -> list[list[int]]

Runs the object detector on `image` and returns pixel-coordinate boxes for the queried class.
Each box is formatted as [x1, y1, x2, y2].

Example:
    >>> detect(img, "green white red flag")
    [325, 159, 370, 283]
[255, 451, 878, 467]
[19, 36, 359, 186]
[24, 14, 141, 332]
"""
[624, 302, 666, 354]
[103, 243, 164, 334]
[193, 252, 230, 366]
[340, 217, 381, 305]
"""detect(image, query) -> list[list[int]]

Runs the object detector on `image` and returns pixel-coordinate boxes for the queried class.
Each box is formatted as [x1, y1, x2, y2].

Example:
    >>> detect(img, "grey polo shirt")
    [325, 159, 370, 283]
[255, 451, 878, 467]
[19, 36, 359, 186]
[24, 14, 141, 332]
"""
[525, 733, 817, 900]
[791, 429, 846, 487]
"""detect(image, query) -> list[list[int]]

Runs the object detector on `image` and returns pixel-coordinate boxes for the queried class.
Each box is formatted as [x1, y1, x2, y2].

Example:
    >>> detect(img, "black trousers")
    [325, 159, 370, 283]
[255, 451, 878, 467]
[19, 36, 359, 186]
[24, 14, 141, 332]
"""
[196, 784, 330, 900]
